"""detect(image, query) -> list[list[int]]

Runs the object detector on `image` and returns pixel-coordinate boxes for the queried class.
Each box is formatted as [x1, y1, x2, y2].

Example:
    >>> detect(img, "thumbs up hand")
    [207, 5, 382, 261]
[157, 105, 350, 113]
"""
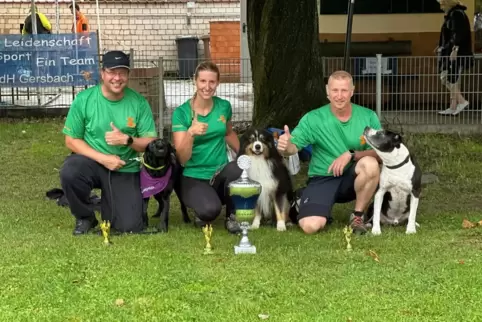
[283, 125, 290, 136]
[188, 110, 209, 137]
[277, 125, 293, 154]
[105, 122, 129, 146]
[110, 122, 120, 132]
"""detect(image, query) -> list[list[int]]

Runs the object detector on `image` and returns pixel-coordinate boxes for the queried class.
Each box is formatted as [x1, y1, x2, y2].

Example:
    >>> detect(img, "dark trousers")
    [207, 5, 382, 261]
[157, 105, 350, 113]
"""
[59, 154, 145, 233]
[179, 161, 242, 222]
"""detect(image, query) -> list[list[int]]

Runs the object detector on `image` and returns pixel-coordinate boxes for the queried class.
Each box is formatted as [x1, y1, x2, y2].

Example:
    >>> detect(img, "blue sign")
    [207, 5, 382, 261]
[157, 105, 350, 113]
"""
[0, 32, 99, 87]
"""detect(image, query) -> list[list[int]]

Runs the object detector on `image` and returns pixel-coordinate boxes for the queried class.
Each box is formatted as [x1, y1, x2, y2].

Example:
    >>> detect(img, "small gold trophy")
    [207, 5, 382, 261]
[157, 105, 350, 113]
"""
[100, 220, 112, 246]
[202, 224, 214, 255]
[343, 226, 353, 251]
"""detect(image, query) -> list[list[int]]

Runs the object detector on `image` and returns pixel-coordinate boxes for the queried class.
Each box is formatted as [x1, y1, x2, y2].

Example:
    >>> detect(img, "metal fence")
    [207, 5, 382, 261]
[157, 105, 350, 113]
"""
[323, 54, 482, 129]
[1, 51, 482, 135]
[155, 54, 482, 137]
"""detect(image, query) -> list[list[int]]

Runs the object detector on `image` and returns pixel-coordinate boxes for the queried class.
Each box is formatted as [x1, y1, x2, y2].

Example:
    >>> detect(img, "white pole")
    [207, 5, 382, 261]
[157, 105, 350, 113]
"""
[30, 0, 37, 34]
[72, 0, 76, 37]
[376, 54, 382, 119]
[30, 0, 40, 106]
[55, 0, 59, 34]
[72, 0, 79, 75]
[95, 0, 102, 51]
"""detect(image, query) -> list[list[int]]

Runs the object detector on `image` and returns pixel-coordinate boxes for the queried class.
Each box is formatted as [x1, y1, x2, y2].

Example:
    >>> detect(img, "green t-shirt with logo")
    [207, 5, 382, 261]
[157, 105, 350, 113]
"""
[290, 104, 382, 177]
[172, 96, 232, 180]
[62, 85, 157, 173]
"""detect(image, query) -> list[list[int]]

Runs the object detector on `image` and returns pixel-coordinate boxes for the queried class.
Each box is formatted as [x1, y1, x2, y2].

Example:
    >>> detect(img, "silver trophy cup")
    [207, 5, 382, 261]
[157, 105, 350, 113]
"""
[228, 155, 262, 254]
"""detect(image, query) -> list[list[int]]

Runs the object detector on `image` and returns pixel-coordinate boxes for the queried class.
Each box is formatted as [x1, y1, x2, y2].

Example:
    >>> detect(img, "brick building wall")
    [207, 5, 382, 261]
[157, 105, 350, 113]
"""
[209, 21, 240, 80]
[0, 0, 240, 62]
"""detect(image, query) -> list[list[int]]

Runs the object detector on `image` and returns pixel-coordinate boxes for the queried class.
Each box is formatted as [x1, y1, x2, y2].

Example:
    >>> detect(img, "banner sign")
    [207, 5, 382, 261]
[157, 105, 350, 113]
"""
[0, 32, 99, 87]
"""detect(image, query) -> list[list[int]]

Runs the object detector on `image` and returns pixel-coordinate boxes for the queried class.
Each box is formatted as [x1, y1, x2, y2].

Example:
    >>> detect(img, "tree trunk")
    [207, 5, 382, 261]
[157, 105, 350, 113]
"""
[247, 0, 327, 129]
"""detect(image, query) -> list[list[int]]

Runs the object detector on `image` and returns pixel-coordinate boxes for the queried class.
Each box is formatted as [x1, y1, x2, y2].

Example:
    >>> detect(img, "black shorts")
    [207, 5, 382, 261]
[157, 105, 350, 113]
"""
[298, 163, 357, 224]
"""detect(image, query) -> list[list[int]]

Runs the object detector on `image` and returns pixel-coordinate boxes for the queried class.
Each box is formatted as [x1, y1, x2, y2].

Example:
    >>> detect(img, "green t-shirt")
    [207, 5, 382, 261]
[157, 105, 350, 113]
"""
[172, 96, 232, 180]
[290, 104, 382, 177]
[62, 85, 157, 173]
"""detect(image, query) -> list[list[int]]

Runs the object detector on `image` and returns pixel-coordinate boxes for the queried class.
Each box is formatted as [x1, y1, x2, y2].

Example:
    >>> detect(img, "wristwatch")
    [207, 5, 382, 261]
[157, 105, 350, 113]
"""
[125, 136, 134, 146]
[349, 149, 355, 161]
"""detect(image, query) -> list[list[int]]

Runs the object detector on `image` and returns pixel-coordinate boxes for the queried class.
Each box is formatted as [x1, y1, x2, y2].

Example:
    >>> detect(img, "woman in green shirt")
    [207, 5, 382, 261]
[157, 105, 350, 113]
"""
[172, 62, 242, 234]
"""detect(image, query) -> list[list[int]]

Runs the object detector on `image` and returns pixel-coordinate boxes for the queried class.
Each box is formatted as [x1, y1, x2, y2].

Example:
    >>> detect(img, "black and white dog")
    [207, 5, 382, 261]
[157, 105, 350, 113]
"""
[141, 138, 189, 232]
[363, 126, 422, 235]
[238, 128, 296, 231]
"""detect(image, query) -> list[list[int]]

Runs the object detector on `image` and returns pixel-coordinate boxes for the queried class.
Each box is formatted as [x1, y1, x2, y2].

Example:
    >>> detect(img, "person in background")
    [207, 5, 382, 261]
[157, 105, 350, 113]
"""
[436, 0, 473, 116]
[69, 3, 90, 33]
[22, 5, 51, 35]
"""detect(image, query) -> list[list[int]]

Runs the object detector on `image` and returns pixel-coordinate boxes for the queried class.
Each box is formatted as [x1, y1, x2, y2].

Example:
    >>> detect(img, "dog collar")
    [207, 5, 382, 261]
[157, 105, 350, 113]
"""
[140, 153, 165, 171]
[385, 155, 410, 170]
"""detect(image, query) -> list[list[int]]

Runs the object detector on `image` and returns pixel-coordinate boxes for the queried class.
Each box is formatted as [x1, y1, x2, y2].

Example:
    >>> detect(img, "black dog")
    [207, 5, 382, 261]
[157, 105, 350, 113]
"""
[45, 138, 190, 233]
[140, 137, 189, 232]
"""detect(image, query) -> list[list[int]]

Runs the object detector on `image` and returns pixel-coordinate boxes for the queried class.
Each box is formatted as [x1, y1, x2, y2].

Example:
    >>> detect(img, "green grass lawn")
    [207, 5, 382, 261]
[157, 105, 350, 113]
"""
[1, 119, 482, 322]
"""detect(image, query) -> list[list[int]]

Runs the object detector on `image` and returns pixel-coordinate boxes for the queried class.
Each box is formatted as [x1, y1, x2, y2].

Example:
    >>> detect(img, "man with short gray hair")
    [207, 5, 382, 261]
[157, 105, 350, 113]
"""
[277, 70, 381, 235]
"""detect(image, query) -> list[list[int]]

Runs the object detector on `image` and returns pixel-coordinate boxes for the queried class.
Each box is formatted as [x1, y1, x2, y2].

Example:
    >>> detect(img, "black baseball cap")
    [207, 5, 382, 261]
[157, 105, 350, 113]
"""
[102, 51, 130, 69]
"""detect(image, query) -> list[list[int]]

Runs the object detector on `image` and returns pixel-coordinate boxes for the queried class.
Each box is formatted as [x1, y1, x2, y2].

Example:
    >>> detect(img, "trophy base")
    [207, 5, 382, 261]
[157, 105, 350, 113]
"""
[234, 245, 257, 254]
[203, 248, 214, 255]
[234, 221, 257, 254]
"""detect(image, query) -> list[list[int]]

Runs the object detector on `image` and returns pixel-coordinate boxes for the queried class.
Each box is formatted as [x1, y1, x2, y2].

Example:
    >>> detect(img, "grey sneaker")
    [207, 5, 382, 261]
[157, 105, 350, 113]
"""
[452, 101, 469, 115]
[438, 107, 455, 115]
[225, 214, 242, 234]
[349, 213, 367, 234]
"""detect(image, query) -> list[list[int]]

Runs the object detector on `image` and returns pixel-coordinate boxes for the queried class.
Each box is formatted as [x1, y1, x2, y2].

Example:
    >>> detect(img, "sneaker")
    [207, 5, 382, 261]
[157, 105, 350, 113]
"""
[225, 214, 242, 234]
[452, 101, 469, 116]
[438, 107, 455, 115]
[349, 213, 367, 234]
[73, 218, 99, 235]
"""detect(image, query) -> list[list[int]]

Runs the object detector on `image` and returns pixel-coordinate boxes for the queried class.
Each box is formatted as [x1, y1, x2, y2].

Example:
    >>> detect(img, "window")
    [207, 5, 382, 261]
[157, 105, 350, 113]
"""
[320, 0, 442, 15]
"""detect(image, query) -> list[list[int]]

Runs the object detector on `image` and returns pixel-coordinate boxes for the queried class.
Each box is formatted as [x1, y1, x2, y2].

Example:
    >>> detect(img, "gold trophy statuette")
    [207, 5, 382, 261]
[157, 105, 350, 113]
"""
[202, 224, 214, 255]
[343, 226, 353, 251]
[100, 220, 112, 246]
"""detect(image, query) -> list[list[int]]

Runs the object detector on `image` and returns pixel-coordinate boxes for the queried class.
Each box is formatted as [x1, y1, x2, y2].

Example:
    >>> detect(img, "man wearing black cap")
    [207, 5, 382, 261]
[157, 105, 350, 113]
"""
[60, 50, 158, 235]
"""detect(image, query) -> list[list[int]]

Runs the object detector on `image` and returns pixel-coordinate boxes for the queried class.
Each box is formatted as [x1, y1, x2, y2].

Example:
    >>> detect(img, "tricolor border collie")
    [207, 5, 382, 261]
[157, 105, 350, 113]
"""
[238, 128, 296, 231]
[363, 126, 422, 235]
